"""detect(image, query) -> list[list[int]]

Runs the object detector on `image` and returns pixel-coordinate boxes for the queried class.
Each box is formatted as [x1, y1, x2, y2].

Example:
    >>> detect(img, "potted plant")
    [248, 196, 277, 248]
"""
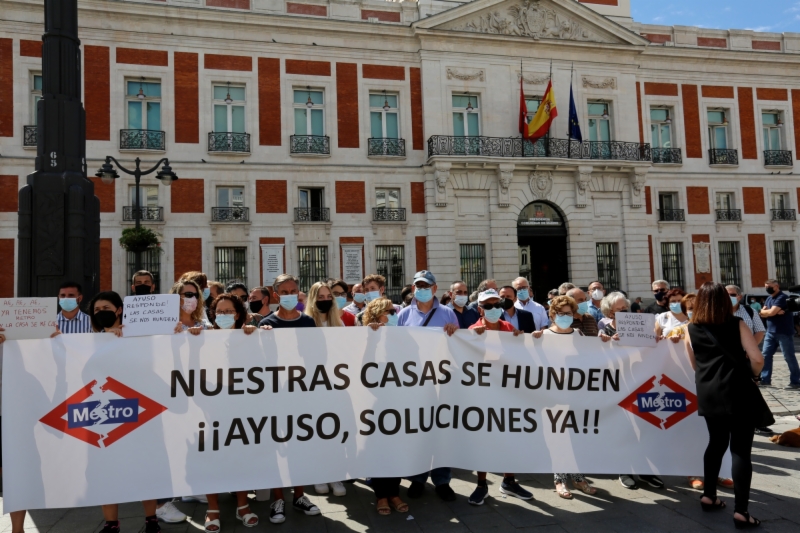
[119, 227, 162, 253]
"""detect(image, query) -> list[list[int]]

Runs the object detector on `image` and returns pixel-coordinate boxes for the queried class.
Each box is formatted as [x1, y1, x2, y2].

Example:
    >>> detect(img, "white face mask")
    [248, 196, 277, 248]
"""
[454, 295, 469, 308]
[591, 289, 604, 301]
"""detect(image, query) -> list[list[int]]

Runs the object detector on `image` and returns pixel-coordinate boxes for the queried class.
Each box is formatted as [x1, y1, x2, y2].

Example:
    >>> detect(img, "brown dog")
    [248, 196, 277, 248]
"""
[770, 427, 800, 447]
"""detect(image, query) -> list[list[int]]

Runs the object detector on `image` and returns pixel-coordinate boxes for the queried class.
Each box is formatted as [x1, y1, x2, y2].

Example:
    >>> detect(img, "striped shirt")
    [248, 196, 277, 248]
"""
[57, 311, 93, 334]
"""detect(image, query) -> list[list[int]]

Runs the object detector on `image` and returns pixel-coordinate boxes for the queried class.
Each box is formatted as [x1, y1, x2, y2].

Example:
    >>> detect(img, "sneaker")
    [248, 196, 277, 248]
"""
[269, 499, 286, 524]
[718, 477, 734, 488]
[755, 427, 775, 436]
[330, 481, 347, 497]
[314, 483, 329, 495]
[407, 481, 425, 499]
[293, 495, 321, 516]
[434, 483, 457, 502]
[181, 495, 208, 504]
[469, 485, 489, 506]
[638, 475, 665, 489]
[619, 475, 637, 489]
[499, 480, 533, 500]
[785, 383, 800, 389]
[155, 502, 187, 523]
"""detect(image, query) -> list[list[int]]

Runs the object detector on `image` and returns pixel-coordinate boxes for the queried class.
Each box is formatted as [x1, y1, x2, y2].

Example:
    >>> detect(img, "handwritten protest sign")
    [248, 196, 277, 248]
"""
[615, 312, 657, 347]
[122, 294, 179, 337]
[0, 297, 58, 340]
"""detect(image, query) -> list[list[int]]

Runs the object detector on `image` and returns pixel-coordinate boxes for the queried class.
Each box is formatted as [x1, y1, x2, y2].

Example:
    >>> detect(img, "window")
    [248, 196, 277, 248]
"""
[460, 244, 486, 293]
[31, 74, 42, 124]
[299, 188, 324, 209]
[128, 185, 158, 207]
[298, 246, 327, 292]
[660, 242, 685, 290]
[127, 249, 161, 294]
[650, 108, 672, 148]
[452, 94, 480, 136]
[215, 247, 247, 287]
[213, 84, 245, 133]
[707, 110, 728, 149]
[376, 188, 400, 209]
[658, 192, 679, 211]
[715, 192, 735, 210]
[217, 186, 244, 208]
[294, 88, 324, 136]
[718, 241, 742, 287]
[595, 243, 620, 290]
[587, 102, 611, 142]
[376, 245, 405, 304]
[771, 192, 790, 210]
[370, 93, 399, 139]
[126, 79, 161, 131]
[762, 112, 782, 151]
[775, 241, 796, 286]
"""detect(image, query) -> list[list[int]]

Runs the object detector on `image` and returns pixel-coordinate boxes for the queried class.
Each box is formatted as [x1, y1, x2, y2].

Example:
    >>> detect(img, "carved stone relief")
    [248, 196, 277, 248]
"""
[629, 167, 648, 208]
[433, 162, 451, 207]
[575, 165, 592, 208]
[581, 76, 617, 90]
[496, 164, 514, 207]
[517, 72, 550, 85]
[446, 68, 485, 82]
[528, 171, 553, 200]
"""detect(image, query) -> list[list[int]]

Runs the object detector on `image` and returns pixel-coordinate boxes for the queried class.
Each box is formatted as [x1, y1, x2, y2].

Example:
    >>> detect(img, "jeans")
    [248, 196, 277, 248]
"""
[760, 332, 800, 385]
[407, 467, 451, 486]
[703, 415, 755, 514]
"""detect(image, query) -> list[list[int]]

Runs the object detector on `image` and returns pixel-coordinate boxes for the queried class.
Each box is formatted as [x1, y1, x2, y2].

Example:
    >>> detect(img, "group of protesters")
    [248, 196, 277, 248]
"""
[0, 267, 779, 531]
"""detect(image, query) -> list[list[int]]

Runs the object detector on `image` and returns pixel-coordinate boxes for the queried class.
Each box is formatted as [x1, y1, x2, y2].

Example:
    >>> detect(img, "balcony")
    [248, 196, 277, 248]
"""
[290, 135, 330, 155]
[715, 209, 742, 222]
[659, 209, 685, 222]
[709, 148, 738, 165]
[373, 208, 406, 221]
[120, 129, 166, 151]
[765, 150, 793, 167]
[368, 138, 406, 157]
[295, 207, 330, 222]
[208, 132, 250, 153]
[771, 209, 797, 221]
[652, 148, 682, 165]
[212, 207, 249, 222]
[23, 125, 37, 147]
[427, 136, 651, 162]
[123, 206, 164, 222]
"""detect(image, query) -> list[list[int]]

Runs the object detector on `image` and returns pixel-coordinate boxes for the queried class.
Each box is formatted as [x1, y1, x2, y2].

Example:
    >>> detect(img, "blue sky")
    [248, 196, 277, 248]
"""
[631, 1, 800, 33]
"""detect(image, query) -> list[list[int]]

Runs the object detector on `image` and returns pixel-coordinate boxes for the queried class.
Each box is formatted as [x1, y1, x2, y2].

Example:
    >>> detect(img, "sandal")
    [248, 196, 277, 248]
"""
[235, 504, 259, 527]
[700, 496, 726, 512]
[733, 511, 761, 529]
[573, 480, 596, 495]
[389, 497, 409, 513]
[205, 510, 221, 533]
[376, 498, 391, 516]
[555, 483, 573, 499]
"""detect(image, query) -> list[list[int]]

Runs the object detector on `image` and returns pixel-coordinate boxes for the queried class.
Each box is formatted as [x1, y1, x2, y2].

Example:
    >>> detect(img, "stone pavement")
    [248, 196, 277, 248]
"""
[760, 338, 800, 417]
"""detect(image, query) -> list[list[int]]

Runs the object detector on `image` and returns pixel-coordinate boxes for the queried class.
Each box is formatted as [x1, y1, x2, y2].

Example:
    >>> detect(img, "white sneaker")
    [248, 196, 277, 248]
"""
[181, 495, 208, 504]
[314, 483, 329, 495]
[156, 501, 187, 523]
[330, 481, 346, 497]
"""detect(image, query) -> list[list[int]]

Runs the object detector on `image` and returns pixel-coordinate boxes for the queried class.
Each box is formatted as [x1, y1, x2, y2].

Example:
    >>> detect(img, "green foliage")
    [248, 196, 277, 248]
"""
[119, 227, 161, 253]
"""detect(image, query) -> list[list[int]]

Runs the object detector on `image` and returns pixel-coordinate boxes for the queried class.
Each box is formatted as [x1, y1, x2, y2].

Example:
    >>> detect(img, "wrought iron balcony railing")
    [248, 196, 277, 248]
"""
[709, 148, 738, 165]
[295, 207, 330, 222]
[652, 147, 683, 164]
[208, 132, 250, 153]
[427, 136, 651, 162]
[212, 207, 249, 222]
[771, 209, 797, 221]
[368, 138, 406, 157]
[659, 209, 685, 222]
[119, 129, 166, 151]
[290, 135, 330, 155]
[764, 150, 793, 167]
[23, 125, 37, 147]
[372, 208, 406, 221]
[122, 206, 164, 222]
[715, 209, 742, 222]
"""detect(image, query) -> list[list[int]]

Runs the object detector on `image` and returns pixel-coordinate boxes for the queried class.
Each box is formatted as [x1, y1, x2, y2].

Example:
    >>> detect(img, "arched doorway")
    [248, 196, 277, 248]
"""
[518, 201, 569, 303]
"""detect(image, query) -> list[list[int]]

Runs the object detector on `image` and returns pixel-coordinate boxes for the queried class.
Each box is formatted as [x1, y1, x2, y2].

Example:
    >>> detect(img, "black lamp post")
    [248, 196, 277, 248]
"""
[95, 156, 177, 271]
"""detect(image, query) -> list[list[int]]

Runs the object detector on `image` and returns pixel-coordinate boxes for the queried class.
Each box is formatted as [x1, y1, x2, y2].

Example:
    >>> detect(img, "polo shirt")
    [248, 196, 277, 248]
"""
[397, 298, 459, 328]
[451, 305, 480, 329]
[259, 313, 317, 329]
[469, 319, 514, 332]
[764, 292, 794, 336]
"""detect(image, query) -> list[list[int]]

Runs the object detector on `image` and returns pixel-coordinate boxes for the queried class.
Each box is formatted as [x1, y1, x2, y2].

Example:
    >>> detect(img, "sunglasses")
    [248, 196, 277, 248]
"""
[480, 302, 504, 310]
[181, 292, 199, 299]
[383, 309, 397, 316]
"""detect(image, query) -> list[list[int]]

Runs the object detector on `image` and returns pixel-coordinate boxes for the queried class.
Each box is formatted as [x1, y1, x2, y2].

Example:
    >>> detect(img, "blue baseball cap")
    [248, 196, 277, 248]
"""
[412, 270, 436, 285]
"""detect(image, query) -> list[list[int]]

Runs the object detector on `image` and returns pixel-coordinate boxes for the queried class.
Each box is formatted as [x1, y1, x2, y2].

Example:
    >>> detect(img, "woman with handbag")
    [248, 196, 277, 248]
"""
[685, 282, 767, 529]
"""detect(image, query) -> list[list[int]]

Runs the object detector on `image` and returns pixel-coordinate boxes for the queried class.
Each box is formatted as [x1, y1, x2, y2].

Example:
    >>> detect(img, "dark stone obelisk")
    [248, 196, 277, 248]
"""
[17, 0, 100, 299]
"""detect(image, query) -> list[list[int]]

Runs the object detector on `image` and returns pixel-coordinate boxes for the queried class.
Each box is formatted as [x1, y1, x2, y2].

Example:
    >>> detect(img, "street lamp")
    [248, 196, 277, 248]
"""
[95, 156, 178, 271]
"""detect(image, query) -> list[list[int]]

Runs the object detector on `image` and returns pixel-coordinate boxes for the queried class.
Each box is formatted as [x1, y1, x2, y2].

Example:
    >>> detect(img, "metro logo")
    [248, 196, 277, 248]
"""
[67, 399, 139, 429]
[637, 392, 687, 413]
[619, 375, 697, 430]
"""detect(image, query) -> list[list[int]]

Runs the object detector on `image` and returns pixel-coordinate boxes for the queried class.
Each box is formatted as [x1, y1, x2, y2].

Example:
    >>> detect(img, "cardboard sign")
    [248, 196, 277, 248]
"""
[0, 297, 58, 340]
[122, 294, 180, 337]
[615, 312, 657, 347]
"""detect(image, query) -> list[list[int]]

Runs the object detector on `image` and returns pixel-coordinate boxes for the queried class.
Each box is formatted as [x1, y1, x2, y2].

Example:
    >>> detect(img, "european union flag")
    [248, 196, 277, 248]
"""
[568, 85, 583, 142]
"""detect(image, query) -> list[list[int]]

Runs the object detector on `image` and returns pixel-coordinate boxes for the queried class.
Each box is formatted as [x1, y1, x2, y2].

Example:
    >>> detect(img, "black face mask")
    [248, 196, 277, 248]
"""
[249, 300, 263, 313]
[94, 310, 118, 330]
[501, 298, 515, 310]
[766, 287, 776, 295]
[315, 300, 334, 313]
[133, 284, 152, 296]
[654, 290, 667, 301]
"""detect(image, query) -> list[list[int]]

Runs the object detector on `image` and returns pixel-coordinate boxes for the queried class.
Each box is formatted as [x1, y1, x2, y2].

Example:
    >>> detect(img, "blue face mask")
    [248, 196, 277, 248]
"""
[483, 307, 504, 323]
[517, 289, 529, 302]
[280, 294, 299, 311]
[554, 315, 574, 330]
[730, 296, 738, 306]
[386, 314, 399, 326]
[415, 288, 434, 303]
[577, 301, 590, 315]
[60, 298, 79, 312]
[688, 311, 693, 319]
[353, 293, 367, 304]
[547, 299, 552, 306]
[202, 288, 211, 300]
[215, 314, 236, 329]
[335, 296, 348, 309]
[366, 290, 381, 302]
[669, 302, 683, 314]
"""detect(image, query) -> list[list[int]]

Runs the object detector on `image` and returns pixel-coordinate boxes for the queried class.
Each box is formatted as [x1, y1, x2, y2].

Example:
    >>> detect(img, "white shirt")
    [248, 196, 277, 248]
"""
[656, 312, 686, 337]
[515, 299, 550, 329]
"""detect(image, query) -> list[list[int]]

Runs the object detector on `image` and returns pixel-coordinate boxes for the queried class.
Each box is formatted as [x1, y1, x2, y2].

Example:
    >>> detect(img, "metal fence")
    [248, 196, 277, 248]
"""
[215, 247, 247, 287]
[595, 243, 621, 290]
[376, 245, 405, 304]
[126, 249, 161, 292]
[660, 242, 685, 290]
[120, 129, 166, 151]
[298, 246, 328, 292]
[427, 136, 651, 162]
[718, 241, 742, 287]
[774, 240, 796, 287]
[460, 244, 487, 293]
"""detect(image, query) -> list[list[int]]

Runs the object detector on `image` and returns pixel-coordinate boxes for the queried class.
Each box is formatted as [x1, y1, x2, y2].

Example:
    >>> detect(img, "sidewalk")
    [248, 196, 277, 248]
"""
[760, 337, 800, 417]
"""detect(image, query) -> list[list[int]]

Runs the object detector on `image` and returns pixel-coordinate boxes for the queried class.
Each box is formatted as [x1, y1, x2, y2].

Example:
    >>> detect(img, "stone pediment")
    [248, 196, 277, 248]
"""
[414, 0, 649, 46]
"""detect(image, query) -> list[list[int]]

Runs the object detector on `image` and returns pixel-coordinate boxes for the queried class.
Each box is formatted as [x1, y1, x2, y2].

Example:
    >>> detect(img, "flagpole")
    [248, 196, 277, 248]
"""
[568, 62, 573, 159]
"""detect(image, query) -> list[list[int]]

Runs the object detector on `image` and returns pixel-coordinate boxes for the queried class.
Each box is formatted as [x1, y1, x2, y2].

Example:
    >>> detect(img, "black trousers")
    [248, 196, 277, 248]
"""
[371, 478, 401, 500]
[703, 415, 755, 513]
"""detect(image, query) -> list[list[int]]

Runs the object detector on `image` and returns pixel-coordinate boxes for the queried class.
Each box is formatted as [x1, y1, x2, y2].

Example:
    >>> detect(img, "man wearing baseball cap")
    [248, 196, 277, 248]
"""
[397, 270, 459, 501]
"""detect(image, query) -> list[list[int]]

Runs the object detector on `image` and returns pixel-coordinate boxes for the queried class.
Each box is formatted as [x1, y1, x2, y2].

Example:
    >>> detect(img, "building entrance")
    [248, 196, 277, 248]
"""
[518, 201, 569, 304]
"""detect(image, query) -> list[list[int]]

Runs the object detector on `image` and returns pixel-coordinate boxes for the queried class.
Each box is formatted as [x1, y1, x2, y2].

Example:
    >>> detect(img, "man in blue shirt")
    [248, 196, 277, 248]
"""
[447, 280, 479, 329]
[759, 279, 800, 388]
[587, 280, 606, 325]
[397, 270, 458, 502]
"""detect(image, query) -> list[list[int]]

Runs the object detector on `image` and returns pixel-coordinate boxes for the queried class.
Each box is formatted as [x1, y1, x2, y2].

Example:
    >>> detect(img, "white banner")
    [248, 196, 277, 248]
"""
[3, 329, 712, 513]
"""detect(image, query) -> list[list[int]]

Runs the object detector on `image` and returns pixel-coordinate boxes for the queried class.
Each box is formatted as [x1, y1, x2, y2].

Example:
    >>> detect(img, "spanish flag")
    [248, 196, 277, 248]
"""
[521, 79, 558, 142]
